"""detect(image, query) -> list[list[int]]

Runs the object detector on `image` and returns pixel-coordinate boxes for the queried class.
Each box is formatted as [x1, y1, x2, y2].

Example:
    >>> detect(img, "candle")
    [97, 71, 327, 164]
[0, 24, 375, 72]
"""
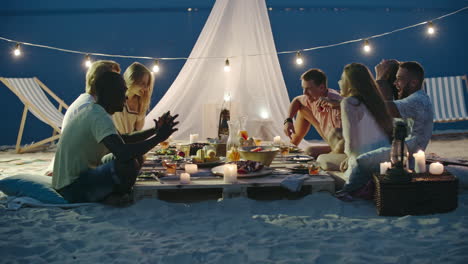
[189, 134, 199, 144]
[180, 173, 191, 184]
[429, 162, 444, 175]
[185, 164, 198, 174]
[413, 150, 426, 173]
[223, 164, 238, 183]
[273, 136, 281, 145]
[380, 162, 392, 175]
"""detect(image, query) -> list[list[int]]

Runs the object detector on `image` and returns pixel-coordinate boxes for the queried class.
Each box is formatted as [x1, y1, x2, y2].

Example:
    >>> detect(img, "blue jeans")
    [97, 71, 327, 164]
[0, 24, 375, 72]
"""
[58, 160, 120, 203]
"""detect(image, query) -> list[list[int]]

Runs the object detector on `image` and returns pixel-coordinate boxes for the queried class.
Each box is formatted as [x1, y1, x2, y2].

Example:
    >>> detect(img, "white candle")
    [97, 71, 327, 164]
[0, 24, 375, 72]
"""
[380, 162, 392, 175]
[189, 134, 199, 144]
[273, 136, 281, 145]
[180, 173, 191, 184]
[429, 162, 444, 175]
[185, 164, 198, 174]
[413, 150, 426, 173]
[223, 164, 238, 183]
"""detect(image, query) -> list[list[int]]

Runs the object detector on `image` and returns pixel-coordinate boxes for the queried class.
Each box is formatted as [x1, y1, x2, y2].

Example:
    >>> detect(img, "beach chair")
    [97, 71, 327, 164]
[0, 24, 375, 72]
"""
[0, 77, 68, 153]
[424, 75, 468, 123]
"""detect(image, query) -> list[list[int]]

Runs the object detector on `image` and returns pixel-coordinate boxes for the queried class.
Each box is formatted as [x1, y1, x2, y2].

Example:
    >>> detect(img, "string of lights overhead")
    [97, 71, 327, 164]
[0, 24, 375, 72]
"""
[1, 6, 466, 73]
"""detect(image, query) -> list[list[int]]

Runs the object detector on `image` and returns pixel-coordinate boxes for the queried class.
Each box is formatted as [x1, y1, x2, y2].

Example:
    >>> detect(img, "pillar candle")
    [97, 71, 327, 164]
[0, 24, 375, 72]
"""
[273, 136, 281, 145]
[429, 162, 444, 175]
[413, 150, 426, 173]
[223, 164, 238, 183]
[180, 173, 191, 184]
[380, 162, 392, 175]
[185, 164, 198, 174]
[189, 134, 199, 144]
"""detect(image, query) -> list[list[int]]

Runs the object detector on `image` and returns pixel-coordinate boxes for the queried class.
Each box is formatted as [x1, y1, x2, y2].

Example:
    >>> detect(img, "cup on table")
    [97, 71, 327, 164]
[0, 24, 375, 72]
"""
[279, 142, 290, 161]
[308, 162, 320, 175]
[163, 159, 177, 175]
[176, 144, 191, 158]
[254, 138, 262, 146]
[159, 141, 170, 149]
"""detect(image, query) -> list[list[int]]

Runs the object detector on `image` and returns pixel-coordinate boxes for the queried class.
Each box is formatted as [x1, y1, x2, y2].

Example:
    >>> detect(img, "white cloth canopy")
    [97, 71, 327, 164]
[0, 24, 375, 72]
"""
[144, 0, 290, 142]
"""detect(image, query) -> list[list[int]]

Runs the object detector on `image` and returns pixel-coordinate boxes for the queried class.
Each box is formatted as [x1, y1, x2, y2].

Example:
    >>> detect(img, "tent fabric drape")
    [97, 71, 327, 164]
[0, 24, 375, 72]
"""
[144, 0, 290, 142]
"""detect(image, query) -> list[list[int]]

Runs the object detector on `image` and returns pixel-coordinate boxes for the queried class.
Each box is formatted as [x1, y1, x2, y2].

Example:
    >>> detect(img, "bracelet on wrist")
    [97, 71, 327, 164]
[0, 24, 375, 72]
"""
[284, 118, 293, 125]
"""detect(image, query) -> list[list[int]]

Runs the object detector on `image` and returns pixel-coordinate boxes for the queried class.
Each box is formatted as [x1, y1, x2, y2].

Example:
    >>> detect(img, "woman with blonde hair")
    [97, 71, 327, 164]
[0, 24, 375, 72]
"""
[336, 63, 393, 199]
[113, 62, 154, 134]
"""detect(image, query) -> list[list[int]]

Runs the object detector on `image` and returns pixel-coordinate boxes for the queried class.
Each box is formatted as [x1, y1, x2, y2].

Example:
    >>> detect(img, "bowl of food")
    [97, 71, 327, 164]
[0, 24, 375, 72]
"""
[239, 146, 279, 167]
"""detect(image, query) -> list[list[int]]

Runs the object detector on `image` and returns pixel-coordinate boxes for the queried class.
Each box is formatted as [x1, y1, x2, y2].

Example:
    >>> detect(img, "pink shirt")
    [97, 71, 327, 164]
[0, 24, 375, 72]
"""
[299, 88, 342, 138]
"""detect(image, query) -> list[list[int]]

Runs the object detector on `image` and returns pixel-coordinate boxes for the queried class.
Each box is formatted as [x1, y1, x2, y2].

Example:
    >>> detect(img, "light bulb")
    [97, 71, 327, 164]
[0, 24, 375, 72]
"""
[13, 43, 21, 56]
[152, 60, 160, 73]
[296, 51, 303, 65]
[224, 59, 231, 72]
[224, 92, 231, 102]
[363, 40, 371, 53]
[260, 110, 269, 119]
[427, 21, 435, 35]
[84, 55, 92, 68]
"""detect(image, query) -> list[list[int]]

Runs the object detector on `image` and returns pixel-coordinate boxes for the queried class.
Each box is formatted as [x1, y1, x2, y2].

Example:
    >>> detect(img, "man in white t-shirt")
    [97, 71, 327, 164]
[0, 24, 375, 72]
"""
[45, 61, 121, 176]
[53, 72, 178, 204]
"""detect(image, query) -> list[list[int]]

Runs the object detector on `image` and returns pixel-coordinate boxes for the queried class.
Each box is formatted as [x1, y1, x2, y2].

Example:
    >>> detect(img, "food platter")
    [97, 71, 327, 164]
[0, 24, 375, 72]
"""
[286, 155, 314, 162]
[211, 165, 274, 178]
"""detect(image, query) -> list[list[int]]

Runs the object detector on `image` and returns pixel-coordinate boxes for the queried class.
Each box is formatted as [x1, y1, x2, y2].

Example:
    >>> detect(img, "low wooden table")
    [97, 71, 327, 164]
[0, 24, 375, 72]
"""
[133, 156, 335, 202]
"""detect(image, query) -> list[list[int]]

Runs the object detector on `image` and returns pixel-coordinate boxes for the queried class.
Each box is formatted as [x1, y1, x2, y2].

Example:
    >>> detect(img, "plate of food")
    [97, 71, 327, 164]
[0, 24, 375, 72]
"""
[286, 155, 314, 162]
[289, 164, 309, 174]
[211, 160, 274, 178]
[288, 146, 302, 153]
[189, 148, 225, 168]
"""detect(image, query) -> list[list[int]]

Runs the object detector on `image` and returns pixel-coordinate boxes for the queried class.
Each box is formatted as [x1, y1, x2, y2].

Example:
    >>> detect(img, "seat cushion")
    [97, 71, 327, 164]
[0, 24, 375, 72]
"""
[0, 174, 68, 204]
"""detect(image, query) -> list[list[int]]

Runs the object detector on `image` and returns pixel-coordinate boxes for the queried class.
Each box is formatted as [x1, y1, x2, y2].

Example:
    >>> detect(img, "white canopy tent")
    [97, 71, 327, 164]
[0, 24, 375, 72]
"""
[144, 0, 291, 143]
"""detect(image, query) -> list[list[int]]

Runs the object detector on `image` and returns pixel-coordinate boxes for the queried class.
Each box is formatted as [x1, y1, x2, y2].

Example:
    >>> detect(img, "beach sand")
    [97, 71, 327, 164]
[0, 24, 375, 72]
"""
[1, 136, 467, 263]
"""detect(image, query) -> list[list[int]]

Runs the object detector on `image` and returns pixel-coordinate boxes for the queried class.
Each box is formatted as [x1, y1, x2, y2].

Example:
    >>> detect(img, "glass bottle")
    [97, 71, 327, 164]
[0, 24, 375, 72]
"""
[238, 116, 248, 140]
[218, 108, 230, 141]
[226, 120, 240, 161]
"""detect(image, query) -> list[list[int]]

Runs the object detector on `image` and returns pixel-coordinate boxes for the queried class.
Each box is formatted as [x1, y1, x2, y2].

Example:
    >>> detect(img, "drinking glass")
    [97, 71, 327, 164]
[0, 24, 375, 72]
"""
[279, 142, 290, 162]
[163, 159, 177, 175]
[308, 162, 320, 175]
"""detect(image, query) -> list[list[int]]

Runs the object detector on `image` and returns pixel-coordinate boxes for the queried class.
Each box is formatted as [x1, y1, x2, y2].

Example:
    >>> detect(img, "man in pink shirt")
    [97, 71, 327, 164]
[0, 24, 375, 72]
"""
[284, 69, 344, 155]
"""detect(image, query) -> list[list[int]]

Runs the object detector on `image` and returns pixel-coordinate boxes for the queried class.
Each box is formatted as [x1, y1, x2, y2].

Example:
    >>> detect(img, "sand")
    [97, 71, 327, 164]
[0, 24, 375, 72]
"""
[0, 136, 467, 263]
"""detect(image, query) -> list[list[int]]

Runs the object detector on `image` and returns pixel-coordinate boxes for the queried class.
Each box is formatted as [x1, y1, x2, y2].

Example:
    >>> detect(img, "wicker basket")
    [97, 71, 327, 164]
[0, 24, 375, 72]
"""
[373, 172, 458, 216]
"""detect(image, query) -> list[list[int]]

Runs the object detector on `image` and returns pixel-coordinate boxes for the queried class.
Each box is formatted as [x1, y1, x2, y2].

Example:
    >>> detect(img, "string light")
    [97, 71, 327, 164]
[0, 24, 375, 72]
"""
[152, 59, 160, 73]
[295, 51, 304, 65]
[362, 39, 371, 53]
[224, 58, 231, 72]
[13, 43, 21, 56]
[427, 21, 435, 35]
[84, 54, 92, 68]
[260, 109, 269, 119]
[0, 6, 466, 69]
[224, 92, 231, 102]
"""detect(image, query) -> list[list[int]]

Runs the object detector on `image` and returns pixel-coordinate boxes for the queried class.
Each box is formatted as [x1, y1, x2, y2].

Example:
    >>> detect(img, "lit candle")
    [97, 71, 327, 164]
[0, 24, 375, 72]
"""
[380, 162, 392, 175]
[189, 134, 199, 144]
[223, 164, 238, 183]
[429, 162, 444, 175]
[273, 136, 281, 145]
[180, 173, 191, 184]
[413, 150, 426, 173]
[185, 164, 198, 174]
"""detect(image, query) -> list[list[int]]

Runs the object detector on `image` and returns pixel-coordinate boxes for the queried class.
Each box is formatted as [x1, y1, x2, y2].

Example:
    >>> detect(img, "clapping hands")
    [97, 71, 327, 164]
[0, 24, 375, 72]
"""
[153, 111, 179, 142]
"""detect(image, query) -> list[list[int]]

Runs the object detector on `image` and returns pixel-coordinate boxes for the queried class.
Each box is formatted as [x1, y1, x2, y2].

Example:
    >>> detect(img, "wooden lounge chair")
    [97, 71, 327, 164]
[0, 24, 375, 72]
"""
[0, 77, 68, 153]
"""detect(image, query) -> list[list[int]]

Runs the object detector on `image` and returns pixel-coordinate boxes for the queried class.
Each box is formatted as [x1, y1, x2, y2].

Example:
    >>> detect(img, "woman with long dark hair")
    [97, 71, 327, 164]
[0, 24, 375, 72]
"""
[338, 63, 393, 197]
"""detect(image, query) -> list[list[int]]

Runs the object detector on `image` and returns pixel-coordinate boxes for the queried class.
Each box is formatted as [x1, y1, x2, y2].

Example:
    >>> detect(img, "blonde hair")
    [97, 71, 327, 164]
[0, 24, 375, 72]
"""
[123, 62, 154, 115]
[341, 63, 393, 140]
[85, 60, 121, 95]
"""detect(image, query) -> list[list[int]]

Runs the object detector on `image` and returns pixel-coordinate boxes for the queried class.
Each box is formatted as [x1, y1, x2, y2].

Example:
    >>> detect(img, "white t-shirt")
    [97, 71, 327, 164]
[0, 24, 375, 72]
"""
[61, 93, 95, 130]
[52, 103, 118, 190]
[394, 89, 434, 152]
